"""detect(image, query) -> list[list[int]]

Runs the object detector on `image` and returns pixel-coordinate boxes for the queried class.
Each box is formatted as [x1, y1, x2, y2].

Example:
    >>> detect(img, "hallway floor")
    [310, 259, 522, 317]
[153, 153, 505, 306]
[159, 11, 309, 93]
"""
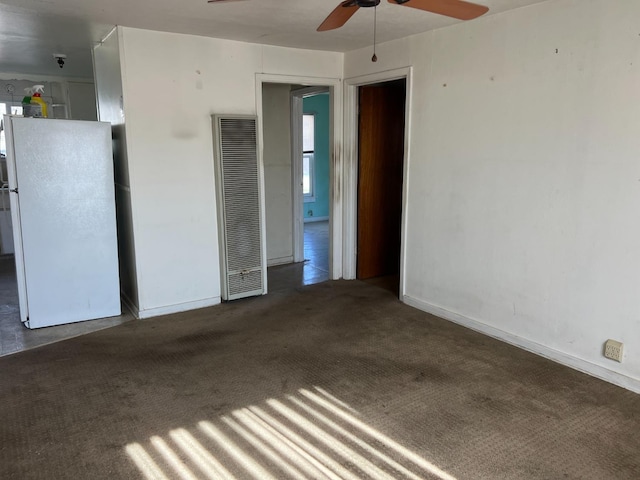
[268, 220, 329, 293]
[304, 220, 329, 276]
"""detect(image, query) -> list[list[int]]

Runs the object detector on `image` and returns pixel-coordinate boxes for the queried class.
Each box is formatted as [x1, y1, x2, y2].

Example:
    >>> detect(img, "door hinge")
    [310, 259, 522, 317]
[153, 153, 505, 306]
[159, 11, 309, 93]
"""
[10, 188, 18, 194]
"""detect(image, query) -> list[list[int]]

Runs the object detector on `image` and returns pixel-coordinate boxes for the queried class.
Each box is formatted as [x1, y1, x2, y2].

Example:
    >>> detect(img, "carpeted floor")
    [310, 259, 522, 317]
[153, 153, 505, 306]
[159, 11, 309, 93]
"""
[1, 280, 639, 479]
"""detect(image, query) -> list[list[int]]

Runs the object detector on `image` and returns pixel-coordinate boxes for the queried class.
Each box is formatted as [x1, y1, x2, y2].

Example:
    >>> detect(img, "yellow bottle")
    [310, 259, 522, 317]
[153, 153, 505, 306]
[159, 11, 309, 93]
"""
[30, 85, 48, 118]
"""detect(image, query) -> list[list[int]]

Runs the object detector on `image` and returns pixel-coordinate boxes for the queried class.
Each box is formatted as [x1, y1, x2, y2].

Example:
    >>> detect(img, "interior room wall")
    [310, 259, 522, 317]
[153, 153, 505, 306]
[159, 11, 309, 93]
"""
[67, 81, 97, 121]
[118, 27, 342, 317]
[262, 83, 294, 266]
[303, 93, 330, 221]
[93, 27, 139, 313]
[345, 0, 640, 392]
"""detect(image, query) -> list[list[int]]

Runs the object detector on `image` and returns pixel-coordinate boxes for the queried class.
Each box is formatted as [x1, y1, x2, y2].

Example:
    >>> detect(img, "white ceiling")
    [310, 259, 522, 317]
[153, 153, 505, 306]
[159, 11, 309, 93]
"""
[0, 0, 549, 78]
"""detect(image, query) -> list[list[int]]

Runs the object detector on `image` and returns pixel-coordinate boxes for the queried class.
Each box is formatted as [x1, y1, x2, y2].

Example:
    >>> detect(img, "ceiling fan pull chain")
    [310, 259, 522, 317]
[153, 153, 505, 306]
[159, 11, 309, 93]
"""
[372, 5, 378, 62]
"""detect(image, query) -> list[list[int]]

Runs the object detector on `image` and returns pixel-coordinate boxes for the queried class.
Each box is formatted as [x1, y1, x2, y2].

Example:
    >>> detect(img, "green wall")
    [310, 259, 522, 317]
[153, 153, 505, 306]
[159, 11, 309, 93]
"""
[303, 93, 330, 219]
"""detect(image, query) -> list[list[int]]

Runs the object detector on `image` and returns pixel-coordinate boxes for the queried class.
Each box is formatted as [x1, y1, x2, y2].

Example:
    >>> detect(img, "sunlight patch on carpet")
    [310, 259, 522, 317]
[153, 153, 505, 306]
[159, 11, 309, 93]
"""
[125, 386, 456, 480]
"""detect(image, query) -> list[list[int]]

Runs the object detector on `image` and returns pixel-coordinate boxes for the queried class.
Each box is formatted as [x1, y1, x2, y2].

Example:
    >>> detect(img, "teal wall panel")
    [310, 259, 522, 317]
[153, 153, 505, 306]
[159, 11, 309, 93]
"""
[303, 93, 330, 219]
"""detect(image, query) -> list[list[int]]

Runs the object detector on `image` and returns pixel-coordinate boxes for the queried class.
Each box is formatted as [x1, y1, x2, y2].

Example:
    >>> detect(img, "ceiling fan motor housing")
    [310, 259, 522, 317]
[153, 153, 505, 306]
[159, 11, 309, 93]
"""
[344, 0, 380, 7]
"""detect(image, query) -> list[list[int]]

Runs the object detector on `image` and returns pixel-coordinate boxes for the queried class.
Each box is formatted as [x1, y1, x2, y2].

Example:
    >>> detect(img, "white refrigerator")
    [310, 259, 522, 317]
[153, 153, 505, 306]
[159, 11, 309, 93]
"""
[4, 116, 121, 329]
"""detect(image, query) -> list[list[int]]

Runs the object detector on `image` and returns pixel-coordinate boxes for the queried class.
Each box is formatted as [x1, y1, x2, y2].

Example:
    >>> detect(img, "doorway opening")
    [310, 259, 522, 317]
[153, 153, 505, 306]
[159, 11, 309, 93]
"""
[301, 90, 331, 286]
[356, 78, 407, 296]
[261, 83, 332, 292]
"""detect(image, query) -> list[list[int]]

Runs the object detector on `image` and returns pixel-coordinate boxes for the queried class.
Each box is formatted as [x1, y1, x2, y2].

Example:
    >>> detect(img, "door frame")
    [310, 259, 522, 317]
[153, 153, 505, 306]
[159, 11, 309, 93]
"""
[256, 74, 343, 281]
[343, 67, 413, 296]
[290, 86, 330, 263]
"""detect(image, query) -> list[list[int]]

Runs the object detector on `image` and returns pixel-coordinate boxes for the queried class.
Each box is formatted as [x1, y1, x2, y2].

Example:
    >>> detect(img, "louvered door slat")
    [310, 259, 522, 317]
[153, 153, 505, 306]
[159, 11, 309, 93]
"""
[213, 115, 266, 300]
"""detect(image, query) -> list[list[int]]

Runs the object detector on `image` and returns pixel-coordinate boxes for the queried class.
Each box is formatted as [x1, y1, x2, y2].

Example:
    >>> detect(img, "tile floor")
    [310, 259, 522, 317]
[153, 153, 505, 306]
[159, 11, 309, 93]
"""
[0, 255, 133, 357]
[303, 219, 330, 277]
[268, 220, 330, 292]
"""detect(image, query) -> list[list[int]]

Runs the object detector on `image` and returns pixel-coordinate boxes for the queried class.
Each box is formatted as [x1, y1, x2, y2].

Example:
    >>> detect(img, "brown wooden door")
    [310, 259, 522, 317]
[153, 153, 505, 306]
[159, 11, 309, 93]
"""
[357, 80, 406, 280]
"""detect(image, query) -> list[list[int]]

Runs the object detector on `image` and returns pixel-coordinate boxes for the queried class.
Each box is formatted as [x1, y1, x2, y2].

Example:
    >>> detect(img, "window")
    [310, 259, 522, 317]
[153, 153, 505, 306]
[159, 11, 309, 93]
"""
[303, 152, 314, 200]
[302, 113, 315, 202]
[0, 103, 23, 156]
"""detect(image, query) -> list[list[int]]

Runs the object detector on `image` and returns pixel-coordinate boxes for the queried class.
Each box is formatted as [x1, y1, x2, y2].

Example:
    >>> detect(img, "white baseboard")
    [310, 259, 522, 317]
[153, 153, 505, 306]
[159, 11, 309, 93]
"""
[137, 296, 221, 320]
[403, 295, 640, 394]
[304, 216, 329, 223]
[267, 255, 294, 267]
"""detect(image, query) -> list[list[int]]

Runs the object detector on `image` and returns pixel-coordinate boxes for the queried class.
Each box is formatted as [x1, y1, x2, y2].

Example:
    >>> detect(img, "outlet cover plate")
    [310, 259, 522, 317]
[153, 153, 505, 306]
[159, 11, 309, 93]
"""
[604, 339, 623, 363]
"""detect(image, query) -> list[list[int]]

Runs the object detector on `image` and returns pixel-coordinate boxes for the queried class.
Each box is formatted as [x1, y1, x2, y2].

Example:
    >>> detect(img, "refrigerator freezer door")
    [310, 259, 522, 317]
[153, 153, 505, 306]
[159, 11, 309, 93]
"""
[7, 117, 121, 328]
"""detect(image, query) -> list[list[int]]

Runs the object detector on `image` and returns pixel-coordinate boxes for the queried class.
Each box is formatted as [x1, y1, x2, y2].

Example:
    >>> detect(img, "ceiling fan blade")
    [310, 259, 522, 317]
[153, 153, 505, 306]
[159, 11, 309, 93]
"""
[389, 0, 488, 20]
[317, 1, 361, 32]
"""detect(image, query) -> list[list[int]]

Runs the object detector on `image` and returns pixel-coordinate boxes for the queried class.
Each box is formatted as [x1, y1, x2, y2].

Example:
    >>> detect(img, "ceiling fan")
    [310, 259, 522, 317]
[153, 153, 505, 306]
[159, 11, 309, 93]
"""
[317, 0, 489, 31]
[208, 0, 489, 61]
[207, 0, 489, 30]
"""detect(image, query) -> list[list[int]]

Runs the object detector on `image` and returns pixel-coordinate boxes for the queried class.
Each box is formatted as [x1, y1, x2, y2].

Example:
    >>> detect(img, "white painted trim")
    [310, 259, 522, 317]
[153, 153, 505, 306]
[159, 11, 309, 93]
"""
[117, 26, 145, 315]
[91, 48, 100, 121]
[343, 84, 358, 281]
[247, 93, 270, 296]
[256, 73, 343, 282]
[290, 93, 304, 263]
[256, 112, 269, 297]
[137, 296, 221, 320]
[304, 216, 329, 223]
[403, 295, 640, 395]
[267, 255, 294, 267]
[292, 86, 330, 98]
[92, 26, 119, 124]
[99, 25, 118, 45]
[343, 67, 413, 299]
[302, 152, 316, 202]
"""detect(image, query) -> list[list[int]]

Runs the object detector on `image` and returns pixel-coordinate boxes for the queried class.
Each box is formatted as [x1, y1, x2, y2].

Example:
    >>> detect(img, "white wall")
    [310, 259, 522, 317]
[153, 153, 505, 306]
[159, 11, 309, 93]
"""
[67, 81, 97, 121]
[262, 83, 294, 266]
[345, 0, 640, 392]
[118, 27, 342, 317]
[94, 27, 140, 313]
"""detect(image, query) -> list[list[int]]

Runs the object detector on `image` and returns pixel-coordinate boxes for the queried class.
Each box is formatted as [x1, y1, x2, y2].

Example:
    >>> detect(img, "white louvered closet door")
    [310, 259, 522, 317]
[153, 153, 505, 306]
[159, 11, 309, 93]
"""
[213, 115, 266, 300]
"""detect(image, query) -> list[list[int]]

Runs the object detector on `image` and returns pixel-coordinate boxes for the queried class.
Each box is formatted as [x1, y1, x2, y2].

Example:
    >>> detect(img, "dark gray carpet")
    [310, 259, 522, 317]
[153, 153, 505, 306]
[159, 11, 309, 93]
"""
[1, 280, 639, 479]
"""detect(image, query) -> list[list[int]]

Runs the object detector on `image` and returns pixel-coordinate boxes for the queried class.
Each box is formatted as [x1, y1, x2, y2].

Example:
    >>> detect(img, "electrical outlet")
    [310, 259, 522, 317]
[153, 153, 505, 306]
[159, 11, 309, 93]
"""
[604, 339, 623, 363]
